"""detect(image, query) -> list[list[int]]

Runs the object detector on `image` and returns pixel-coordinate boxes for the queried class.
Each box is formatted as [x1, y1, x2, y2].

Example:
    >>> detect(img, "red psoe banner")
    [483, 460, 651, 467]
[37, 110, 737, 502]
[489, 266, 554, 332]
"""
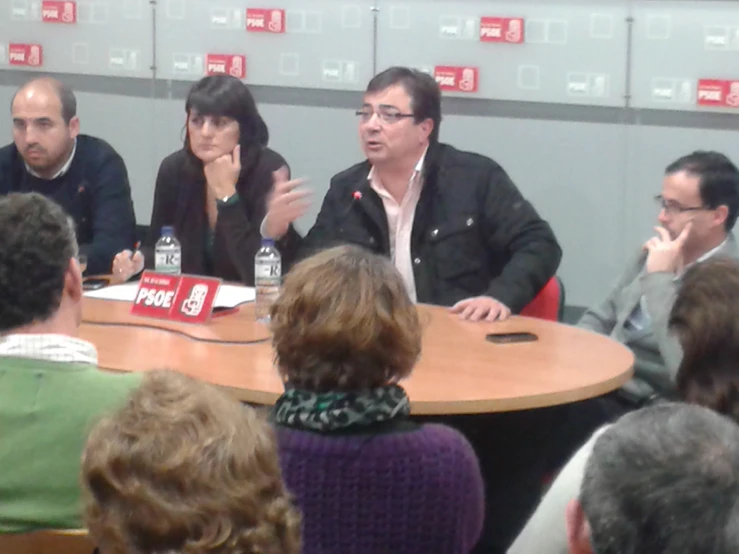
[434, 66, 479, 93]
[9, 44, 43, 67]
[246, 8, 285, 33]
[206, 54, 246, 79]
[42, 1, 77, 23]
[480, 17, 524, 43]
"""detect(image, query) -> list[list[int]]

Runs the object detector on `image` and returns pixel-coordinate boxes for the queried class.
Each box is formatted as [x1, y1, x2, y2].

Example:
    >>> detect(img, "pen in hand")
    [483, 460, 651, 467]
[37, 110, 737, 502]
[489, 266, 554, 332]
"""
[130, 241, 141, 260]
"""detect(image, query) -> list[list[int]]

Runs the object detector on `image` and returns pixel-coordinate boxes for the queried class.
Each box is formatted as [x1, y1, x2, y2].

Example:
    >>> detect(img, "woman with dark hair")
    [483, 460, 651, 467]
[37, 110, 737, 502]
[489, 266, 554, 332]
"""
[269, 244, 485, 554]
[111, 75, 300, 284]
[508, 256, 739, 554]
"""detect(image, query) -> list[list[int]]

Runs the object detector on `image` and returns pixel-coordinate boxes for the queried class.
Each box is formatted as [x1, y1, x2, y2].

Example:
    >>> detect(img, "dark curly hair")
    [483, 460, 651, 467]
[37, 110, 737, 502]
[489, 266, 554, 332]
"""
[0, 192, 77, 332]
[81, 371, 301, 554]
[270, 245, 422, 393]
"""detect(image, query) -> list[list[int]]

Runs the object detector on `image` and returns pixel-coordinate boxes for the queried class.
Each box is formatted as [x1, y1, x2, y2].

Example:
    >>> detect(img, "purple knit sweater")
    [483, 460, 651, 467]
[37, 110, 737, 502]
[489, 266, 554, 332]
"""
[275, 422, 485, 554]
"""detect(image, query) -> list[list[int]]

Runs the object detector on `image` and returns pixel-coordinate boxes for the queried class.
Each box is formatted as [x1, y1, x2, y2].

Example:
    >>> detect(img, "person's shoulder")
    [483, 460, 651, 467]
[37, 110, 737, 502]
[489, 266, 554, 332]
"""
[155, 148, 189, 179]
[260, 146, 288, 172]
[433, 142, 503, 173]
[330, 159, 371, 188]
[76, 134, 123, 161]
[0, 141, 20, 169]
[159, 148, 187, 167]
[73, 365, 142, 398]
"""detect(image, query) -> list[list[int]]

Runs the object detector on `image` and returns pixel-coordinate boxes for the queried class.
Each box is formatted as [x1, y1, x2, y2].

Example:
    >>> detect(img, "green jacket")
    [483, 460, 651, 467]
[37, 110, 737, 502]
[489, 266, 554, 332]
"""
[0, 356, 141, 533]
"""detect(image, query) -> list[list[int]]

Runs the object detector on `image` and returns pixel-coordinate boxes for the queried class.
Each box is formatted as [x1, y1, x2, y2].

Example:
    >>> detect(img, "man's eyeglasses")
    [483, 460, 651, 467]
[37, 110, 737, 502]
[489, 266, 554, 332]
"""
[654, 194, 708, 216]
[355, 108, 415, 124]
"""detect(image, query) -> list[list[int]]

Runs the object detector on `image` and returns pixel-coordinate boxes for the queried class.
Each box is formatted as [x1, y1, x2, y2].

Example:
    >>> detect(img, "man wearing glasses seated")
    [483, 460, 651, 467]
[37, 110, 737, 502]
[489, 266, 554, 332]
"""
[262, 66, 561, 323]
[553, 151, 739, 466]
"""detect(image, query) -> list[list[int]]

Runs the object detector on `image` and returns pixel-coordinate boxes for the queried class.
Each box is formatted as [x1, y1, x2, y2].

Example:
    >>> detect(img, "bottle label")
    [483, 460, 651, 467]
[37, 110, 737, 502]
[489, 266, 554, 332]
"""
[155, 251, 181, 274]
[255, 260, 281, 280]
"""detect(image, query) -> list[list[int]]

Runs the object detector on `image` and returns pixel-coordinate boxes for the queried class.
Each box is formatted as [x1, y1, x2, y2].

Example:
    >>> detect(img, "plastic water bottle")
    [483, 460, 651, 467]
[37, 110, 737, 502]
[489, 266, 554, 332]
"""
[154, 226, 181, 275]
[255, 238, 281, 322]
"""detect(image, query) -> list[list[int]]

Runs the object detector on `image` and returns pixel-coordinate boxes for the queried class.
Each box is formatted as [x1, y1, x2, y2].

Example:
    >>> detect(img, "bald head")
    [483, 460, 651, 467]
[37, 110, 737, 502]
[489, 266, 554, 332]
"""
[11, 78, 79, 179]
[11, 78, 77, 124]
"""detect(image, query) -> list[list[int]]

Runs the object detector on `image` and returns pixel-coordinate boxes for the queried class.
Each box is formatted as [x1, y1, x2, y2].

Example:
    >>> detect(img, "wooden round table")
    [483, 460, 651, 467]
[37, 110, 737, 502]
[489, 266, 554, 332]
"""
[81, 297, 634, 415]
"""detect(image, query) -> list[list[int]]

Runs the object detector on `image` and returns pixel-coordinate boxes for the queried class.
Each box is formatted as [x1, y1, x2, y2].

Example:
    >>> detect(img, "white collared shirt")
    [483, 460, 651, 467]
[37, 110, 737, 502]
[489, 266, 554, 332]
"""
[680, 237, 728, 276]
[368, 148, 428, 302]
[25, 139, 77, 180]
[0, 333, 98, 366]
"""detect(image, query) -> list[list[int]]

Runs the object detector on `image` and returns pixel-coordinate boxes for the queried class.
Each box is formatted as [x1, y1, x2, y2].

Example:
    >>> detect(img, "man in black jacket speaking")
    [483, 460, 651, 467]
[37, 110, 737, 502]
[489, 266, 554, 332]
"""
[0, 77, 136, 276]
[263, 66, 561, 321]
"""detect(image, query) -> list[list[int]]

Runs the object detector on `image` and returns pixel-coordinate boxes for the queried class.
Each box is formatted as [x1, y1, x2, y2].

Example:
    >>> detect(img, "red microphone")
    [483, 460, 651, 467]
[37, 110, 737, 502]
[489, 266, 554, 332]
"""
[353, 191, 362, 200]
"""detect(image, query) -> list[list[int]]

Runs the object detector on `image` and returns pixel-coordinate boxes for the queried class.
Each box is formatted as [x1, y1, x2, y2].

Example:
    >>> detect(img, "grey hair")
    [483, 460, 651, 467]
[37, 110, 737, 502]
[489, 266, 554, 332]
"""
[581, 402, 739, 554]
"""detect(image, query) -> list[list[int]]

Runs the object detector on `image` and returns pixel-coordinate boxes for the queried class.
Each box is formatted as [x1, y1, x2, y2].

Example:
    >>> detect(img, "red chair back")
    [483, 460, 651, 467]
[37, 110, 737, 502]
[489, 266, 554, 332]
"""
[520, 277, 562, 321]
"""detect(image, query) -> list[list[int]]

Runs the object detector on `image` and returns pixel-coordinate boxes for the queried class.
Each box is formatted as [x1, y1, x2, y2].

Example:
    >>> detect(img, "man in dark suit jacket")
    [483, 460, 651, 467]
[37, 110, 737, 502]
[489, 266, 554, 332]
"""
[0, 77, 136, 275]
[262, 66, 561, 321]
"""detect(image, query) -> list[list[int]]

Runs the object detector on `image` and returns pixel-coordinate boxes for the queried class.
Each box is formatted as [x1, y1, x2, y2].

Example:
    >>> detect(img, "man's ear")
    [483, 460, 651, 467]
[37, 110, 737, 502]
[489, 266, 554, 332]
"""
[65, 257, 83, 303]
[418, 117, 433, 143]
[566, 498, 593, 554]
[714, 204, 729, 230]
[68, 115, 80, 139]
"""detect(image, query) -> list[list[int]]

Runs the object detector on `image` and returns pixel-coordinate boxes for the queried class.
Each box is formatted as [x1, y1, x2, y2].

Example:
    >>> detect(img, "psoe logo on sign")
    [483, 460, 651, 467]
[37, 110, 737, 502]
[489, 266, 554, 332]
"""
[696, 79, 727, 107]
[169, 275, 221, 324]
[9, 44, 43, 67]
[42, 1, 76, 23]
[480, 16, 524, 43]
[727, 81, 739, 108]
[246, 8, 285, 33]
[130, 271, 221, 324]
[435, 72, 456, 88]
[205, 54, 246, 79]
[434, 66, 479, 93]
[135, 288, 176, 308]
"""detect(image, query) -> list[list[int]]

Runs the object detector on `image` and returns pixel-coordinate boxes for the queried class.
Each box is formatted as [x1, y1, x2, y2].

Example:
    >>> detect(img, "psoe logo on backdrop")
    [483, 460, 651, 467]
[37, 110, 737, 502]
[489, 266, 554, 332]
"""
[9, 44, 43, 67]
[205, 54, 246, 79]
[42, 1, 77, 23]
[434, 66, 479, 93]
[246, 8, 285, 33]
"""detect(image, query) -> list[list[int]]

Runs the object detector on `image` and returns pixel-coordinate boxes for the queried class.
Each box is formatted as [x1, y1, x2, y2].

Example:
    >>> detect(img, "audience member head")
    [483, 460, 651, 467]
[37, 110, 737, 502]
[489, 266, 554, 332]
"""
[0, 192, 82, 336]
[567, 402, 739, 554]
[81, 370, 300, 554]
[658, 151, 739, 255]
[670, 257, 739, 422]
[270, 245, 422, 393]
[11, 77, 79, 179]
[359, 66, 441, 169]
[183, 75, 268, 170]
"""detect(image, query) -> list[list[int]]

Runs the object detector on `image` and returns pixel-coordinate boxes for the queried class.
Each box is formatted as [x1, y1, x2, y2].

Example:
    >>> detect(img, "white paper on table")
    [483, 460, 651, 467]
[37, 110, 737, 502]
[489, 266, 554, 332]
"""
[84, 282, 255, 308]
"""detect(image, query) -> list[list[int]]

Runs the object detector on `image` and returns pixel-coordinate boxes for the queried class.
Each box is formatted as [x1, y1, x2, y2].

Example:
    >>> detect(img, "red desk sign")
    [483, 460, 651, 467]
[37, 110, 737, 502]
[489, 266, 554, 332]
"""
[697, 79, 739, 108]
[206, 54, 246, 79]
[480, 17, 524, 43]
[42, 1, 77, 23]
[131, 272, 221, 324]
[246, 8, 285, 33]
[434, 66, 478, 93]
[9, 44, 43, 67]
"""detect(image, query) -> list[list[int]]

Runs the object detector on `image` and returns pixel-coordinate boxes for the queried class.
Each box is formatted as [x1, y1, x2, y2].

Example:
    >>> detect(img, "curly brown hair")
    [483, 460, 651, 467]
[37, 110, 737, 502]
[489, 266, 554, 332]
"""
[81, 371, 301, 554]
[270, 245, 422, 392]
[670, 257, 739, 423]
